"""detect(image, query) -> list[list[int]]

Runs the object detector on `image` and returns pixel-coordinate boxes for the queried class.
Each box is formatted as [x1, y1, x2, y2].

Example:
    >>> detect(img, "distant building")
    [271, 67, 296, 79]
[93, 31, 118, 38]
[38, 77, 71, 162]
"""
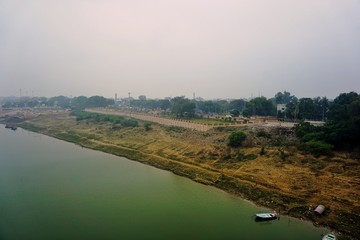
[277, 104, 286, 113]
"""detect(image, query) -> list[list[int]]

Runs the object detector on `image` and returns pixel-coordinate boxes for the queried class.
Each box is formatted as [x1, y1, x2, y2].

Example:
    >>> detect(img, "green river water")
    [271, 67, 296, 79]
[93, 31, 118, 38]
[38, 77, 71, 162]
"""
[0, 125, 330, 240]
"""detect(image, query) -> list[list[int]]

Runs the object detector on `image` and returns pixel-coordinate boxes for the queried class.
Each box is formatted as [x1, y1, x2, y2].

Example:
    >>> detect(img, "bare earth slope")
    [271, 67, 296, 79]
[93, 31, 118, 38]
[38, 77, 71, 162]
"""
[17, 113, 360, 239]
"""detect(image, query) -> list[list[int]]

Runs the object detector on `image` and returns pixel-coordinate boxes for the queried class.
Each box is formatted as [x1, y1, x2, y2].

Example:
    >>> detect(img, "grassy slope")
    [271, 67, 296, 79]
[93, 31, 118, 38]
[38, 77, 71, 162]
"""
[18, 113, 360, 239]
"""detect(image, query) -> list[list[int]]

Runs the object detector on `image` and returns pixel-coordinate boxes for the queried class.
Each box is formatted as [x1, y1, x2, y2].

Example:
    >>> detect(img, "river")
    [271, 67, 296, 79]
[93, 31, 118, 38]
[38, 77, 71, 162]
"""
[0, 125, 329, 240]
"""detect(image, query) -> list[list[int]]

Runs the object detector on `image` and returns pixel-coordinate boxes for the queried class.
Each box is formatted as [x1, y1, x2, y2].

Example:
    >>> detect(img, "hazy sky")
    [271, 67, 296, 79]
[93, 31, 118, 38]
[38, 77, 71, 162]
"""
[1, 0, 359, 99]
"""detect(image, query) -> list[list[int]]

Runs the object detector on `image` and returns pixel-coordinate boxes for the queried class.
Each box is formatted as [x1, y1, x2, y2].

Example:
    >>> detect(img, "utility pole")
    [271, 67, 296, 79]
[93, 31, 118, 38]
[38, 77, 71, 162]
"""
[128, 92, 131, 117]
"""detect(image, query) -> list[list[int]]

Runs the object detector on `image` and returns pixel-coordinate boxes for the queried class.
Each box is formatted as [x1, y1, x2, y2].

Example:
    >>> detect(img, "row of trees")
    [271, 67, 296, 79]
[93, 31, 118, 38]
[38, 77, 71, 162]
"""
[1, 91, 357, 124]
[1, 96, 114, 109]
[167, 91, 330, 121]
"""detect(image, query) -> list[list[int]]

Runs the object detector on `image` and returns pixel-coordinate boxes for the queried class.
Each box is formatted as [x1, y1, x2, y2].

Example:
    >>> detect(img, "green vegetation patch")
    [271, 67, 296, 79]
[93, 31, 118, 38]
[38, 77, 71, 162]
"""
[304, 140, 333, 157]
[71, 110, 138, 127]
[165, 126, 186, 133]
[228, 130, 247, 147]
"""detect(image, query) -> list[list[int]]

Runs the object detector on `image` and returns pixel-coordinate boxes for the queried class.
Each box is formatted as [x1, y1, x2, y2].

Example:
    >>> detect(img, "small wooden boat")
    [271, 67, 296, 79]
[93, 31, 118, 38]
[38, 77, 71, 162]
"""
[5, 124, 17, 130]
[255, 213, 277, 221]
[322, 233, 336, 240]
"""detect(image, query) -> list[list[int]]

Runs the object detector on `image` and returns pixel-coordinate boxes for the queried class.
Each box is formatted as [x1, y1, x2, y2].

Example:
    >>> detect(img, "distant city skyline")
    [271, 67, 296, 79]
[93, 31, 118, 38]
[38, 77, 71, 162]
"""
[1, 0, 359, 100]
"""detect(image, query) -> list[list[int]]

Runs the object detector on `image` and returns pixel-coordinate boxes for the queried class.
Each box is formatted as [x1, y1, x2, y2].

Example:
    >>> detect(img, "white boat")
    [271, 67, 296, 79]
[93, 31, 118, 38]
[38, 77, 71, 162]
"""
[322, 233, 336, 240]
[255, 213, 277, 221]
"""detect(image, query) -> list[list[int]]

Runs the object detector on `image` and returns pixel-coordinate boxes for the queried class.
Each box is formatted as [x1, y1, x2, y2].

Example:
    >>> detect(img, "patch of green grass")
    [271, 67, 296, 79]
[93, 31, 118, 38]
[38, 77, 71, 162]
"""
[245, 153, 257, 160]
[165, 126, 186, 133]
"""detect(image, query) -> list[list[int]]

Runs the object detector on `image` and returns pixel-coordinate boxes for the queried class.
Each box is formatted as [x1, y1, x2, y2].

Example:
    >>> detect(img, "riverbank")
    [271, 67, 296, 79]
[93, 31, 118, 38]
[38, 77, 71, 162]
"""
[8, 112, 359, 239]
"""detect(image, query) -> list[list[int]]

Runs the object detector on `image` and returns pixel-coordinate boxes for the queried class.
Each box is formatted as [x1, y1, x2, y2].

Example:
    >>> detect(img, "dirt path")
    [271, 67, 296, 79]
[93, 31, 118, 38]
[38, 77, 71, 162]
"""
[86, 108, 215, 131]
[86, 108, 293, 132]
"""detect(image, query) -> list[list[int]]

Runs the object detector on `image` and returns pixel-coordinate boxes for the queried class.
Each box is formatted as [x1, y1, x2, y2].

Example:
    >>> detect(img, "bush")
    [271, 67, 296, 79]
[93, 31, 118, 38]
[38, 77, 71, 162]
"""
[121, 119, 138, 127]
[165, 126, 185, 133]
[304, 140, 333, 157]
[260, 146, 266, 155]
[228, 130, 247, 147]
[70, 111, 138, 128]
[245, 153, 257, 160]
[144, 122, 152, 131]
[256, 129, 271, 139]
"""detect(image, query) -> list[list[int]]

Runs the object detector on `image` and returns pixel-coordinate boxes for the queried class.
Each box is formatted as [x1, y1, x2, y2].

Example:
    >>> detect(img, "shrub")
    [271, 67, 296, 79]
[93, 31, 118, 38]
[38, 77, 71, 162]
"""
[304, 140, 333, 157]
[256, 129, 271, 139]
[165, 126, 185, 133]
[278, 148, 286, 160]
[121, 119, 138, 127]
[245, 153, 257, 160]
[228, 130, 247, 147]
[260, 146, 266, 155]
[144, 122, 152, 131]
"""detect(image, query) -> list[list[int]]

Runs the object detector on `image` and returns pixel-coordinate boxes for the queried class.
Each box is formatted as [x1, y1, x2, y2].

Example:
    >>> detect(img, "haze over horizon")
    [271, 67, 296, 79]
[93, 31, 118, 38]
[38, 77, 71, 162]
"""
[1, 0, 359, 100]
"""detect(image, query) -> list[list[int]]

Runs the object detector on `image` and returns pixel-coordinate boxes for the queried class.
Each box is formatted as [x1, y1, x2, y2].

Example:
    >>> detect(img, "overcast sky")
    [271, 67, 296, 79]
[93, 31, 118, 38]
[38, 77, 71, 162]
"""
[1, 0, 359, 100]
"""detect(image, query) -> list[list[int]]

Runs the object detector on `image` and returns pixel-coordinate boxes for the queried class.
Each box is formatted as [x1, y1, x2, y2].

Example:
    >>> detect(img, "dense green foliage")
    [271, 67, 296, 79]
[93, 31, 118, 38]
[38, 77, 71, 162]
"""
[275, 91, 297, 105]
[17, 95, 115, 109]
[325, 92, 360, 148]
[170, 96, 196, 118]
[303, 140, 333, 157]
[70, 111, 138, 127]
[295, 92, 360, 152]
[47, 96, 70, 108]
[243, 97, 276, 117]
[285, 96, 329, 121]
[228, 130, 247, 147]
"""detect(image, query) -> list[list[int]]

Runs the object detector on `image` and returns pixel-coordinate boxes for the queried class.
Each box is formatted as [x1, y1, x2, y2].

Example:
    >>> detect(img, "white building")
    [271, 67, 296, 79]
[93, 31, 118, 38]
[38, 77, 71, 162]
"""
[277, 104, 286, 113]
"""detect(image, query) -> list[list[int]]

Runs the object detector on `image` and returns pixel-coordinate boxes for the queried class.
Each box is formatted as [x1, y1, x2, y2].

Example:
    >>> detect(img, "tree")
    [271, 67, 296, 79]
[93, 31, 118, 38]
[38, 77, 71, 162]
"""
[197, 100, 215, 114]
[228, 131, 247, 147]
[170, 96, 195, 118]
[228, 99, 246, 113]
[294, 92, 360, 151]
[285, 99, 298, 120]
[275, 91, 296, 105]
[312, 97, 329, 121]
[297, 98, 314, 120]
[229, 109, 240, 117]
[47, 96, 70, 108]
[243, 97, 276, 117]
[86, 96, 114, 108]
[71, 96, 88, 109]
[138, 95, 146, 101]
[324, 92, 360, 148]
[159, 99, 171, 110]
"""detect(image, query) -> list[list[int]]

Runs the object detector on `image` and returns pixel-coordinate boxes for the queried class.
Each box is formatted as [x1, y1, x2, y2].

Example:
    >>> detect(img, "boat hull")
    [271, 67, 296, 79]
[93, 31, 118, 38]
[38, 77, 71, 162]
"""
[255, 213, 277, 222]
[322, 233, 336, 240]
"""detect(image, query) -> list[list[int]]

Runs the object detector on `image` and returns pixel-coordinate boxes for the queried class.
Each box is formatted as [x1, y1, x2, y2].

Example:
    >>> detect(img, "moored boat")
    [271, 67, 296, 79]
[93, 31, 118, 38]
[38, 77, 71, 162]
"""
[322, 232, 336, 240]
[255, 212, 277, 221]
[5, 124, 17, 130]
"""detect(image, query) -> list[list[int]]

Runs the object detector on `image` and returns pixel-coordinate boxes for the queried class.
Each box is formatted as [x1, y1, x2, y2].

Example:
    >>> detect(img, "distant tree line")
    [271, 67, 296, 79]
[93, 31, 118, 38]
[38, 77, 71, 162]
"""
[2, 91, 359, 153]
[0, 91, 356, 123]
[1, 95, 114, 109]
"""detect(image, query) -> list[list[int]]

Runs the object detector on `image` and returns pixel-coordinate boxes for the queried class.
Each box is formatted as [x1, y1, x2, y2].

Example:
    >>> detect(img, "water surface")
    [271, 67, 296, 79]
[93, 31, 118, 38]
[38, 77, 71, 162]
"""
[0, 126, 328, 239]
